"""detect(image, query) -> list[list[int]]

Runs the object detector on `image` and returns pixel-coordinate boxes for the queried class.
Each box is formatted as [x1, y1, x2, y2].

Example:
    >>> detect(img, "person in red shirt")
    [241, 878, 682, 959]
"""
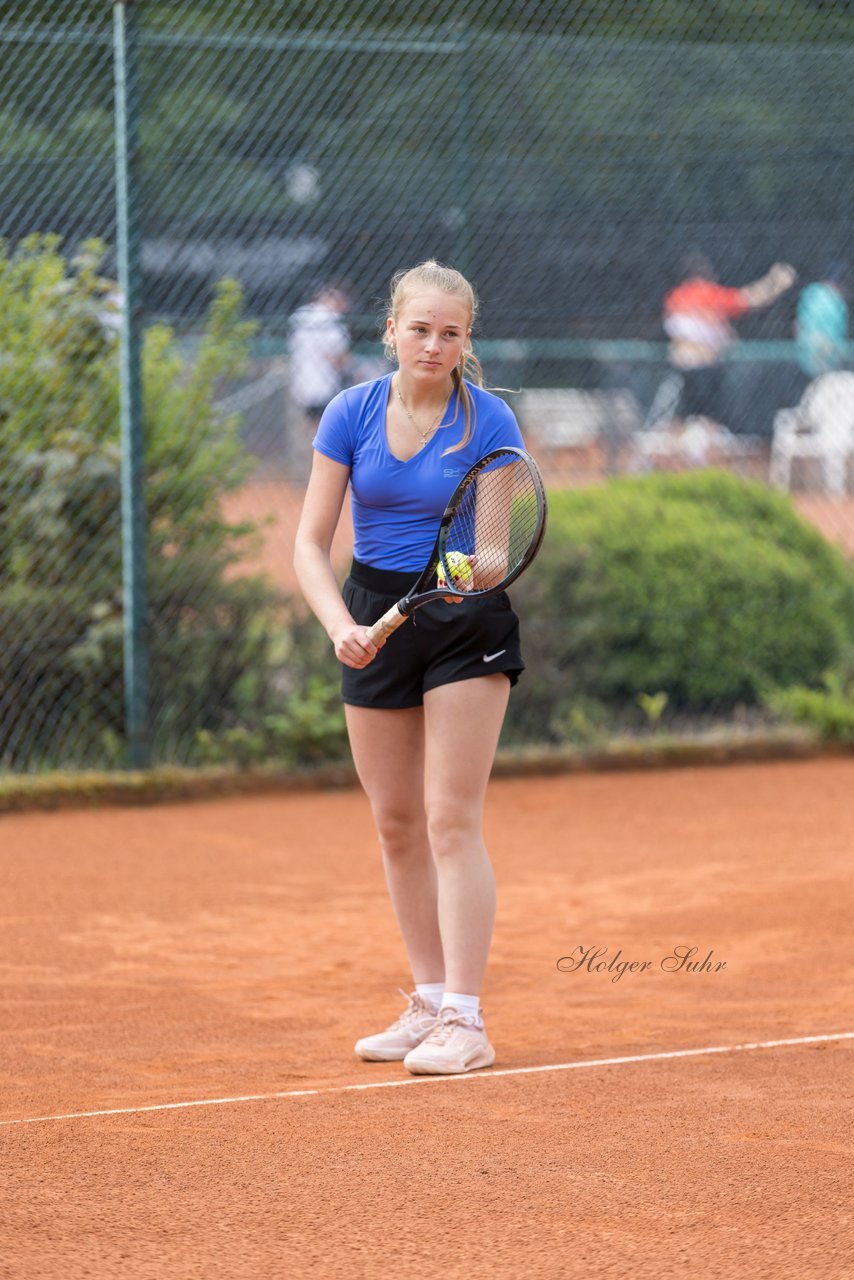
[662, 252, 796, 430]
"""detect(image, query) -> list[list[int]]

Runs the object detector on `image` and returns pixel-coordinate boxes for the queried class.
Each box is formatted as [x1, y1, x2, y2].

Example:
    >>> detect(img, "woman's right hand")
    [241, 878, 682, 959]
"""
[331, 622, 384, 669]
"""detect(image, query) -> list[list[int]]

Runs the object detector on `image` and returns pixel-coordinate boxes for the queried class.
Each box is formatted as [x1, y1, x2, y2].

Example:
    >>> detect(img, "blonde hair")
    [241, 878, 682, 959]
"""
[384, 259, 484, 453]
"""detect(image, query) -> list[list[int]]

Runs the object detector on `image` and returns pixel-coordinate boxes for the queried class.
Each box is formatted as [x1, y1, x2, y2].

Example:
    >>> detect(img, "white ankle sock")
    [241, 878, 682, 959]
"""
[440, 991, 482, 1026]
[415, 983, 444, 1012]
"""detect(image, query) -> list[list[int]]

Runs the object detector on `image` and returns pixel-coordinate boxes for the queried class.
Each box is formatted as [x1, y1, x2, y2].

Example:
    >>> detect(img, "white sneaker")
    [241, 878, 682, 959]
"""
[354, 990, 441, 1062]
[403, 1006, 496, 1075]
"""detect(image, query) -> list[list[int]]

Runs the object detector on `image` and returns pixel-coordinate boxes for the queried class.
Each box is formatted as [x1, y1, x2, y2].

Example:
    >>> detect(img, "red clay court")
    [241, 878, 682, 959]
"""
[2, 756, 852, 1277]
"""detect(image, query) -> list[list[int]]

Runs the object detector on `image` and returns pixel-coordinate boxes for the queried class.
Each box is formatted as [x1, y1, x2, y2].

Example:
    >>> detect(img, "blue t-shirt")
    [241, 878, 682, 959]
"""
[313, 373, 525, 572]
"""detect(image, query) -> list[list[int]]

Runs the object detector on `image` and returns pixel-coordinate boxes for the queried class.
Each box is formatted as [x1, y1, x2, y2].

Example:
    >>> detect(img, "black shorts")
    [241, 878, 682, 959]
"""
[341, 559, 525, 709]
[676, 365, 724, 422]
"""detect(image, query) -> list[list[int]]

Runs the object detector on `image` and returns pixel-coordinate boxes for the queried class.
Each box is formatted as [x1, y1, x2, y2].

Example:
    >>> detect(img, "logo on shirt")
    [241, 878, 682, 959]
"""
[443, 467, 464, 479]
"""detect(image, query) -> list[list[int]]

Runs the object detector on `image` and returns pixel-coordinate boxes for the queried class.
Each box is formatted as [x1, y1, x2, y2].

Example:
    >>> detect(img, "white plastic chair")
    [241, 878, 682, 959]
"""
[770, 371, 854, 494]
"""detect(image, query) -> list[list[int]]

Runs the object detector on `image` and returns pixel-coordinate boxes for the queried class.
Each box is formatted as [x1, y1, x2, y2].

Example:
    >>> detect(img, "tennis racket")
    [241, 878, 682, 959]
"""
[366, 446, 547, 647]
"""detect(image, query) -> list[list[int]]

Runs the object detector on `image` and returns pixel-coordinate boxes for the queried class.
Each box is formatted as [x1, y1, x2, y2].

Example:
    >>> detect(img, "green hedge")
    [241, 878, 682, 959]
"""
[0, 236, 283, 770]
[504, 470, 854, 743]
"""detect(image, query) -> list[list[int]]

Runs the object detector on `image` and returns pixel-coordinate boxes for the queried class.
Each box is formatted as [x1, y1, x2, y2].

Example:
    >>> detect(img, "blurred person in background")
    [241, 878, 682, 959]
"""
[795, 263, 849, 390]
[288, 283, 351, 474]
[661, 252, 797, 450]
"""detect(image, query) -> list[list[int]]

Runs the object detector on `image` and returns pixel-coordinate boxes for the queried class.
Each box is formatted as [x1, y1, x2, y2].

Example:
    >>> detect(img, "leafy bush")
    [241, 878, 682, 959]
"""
[194, 604, 349, 768]
[504, 470, 854, 744]
[0, 235, 287, 770]
[765, 667, 854, 742]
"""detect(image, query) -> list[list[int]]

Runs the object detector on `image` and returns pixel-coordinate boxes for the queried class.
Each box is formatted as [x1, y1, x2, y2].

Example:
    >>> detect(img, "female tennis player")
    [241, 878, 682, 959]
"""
[293, 261, 529, 1075]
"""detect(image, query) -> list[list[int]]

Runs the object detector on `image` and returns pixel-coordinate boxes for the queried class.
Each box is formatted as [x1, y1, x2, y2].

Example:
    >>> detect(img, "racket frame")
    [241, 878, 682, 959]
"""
[365, 447, 547, 647]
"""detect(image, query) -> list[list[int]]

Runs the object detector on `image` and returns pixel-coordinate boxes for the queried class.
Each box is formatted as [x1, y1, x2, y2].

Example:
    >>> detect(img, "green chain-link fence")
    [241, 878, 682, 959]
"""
[2, 2, 854, 773]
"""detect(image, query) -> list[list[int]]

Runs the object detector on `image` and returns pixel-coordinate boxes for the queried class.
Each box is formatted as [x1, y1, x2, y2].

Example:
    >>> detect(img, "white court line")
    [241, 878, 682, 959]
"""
[2, 1030, 852, 1129]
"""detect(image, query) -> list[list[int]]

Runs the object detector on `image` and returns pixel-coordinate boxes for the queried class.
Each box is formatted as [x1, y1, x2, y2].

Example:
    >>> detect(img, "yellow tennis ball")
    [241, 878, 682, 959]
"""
[438, 551, 473, 590]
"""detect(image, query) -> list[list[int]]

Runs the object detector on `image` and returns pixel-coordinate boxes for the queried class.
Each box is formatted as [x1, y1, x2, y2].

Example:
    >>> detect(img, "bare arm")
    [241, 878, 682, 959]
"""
[293, 452, 380, 668]
[740, 262, 797, 308]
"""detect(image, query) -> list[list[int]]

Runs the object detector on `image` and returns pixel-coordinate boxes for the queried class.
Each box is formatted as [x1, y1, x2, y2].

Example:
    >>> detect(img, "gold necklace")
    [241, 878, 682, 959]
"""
[395, 379, 451, 445]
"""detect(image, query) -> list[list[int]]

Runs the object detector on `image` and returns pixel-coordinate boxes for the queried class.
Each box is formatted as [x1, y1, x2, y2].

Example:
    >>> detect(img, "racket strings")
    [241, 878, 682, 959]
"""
[444, 459, 542, 592]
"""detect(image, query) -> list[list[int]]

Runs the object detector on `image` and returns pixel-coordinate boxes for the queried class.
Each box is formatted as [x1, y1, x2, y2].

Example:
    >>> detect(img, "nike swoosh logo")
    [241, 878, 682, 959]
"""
[482, 650, 507, 663]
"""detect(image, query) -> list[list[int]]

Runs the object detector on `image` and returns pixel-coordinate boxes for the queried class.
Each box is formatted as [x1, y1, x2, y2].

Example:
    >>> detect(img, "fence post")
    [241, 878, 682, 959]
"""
[453, 22, 473, 276]
[113, 0, 150, 769]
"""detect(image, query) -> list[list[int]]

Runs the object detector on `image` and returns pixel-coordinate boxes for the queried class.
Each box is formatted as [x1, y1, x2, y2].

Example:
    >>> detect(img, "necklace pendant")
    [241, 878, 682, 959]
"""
[395, 377, 447, 446]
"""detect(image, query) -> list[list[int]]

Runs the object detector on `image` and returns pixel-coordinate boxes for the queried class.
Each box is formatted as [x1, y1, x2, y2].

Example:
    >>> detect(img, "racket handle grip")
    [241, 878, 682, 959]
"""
[366, 602, 408, 647]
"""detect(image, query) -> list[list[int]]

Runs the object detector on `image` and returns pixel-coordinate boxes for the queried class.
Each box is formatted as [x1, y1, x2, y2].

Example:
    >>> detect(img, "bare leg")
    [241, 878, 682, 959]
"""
[423, 674, 511, 996]
[345, 704, 444, 984]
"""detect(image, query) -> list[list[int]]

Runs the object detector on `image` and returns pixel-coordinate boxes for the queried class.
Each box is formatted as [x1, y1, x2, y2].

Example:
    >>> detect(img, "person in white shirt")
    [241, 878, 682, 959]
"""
[289, 285, 351, 431]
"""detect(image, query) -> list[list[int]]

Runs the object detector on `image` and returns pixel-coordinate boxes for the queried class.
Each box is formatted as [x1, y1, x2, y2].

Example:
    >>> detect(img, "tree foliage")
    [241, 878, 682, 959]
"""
[0, 235, 281, 770]
[2, 3, 852, 337]
[5, 2, 852, 41]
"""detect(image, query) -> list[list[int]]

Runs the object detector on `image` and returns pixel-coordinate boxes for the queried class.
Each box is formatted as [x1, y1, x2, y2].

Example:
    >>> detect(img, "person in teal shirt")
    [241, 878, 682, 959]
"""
[796, 266, 849, 380]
